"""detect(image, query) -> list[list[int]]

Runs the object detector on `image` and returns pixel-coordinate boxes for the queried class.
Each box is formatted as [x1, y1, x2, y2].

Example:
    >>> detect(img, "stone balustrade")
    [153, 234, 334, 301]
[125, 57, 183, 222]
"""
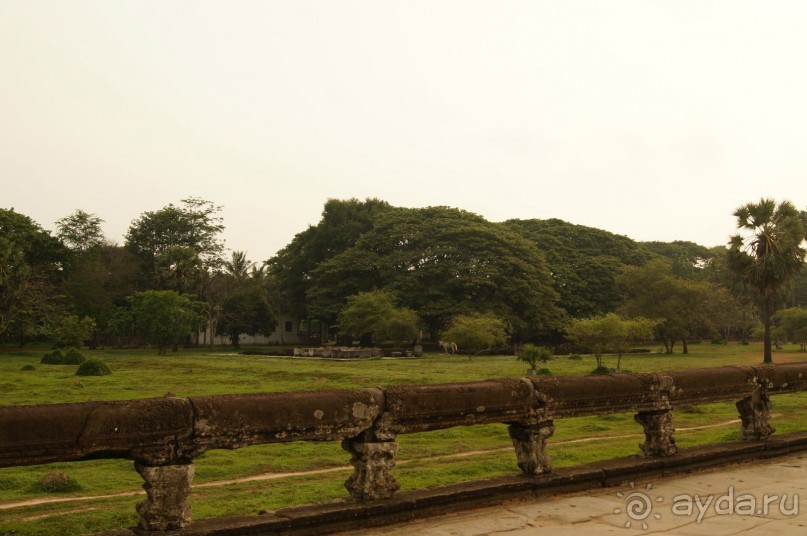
[2, 362, 806, 532]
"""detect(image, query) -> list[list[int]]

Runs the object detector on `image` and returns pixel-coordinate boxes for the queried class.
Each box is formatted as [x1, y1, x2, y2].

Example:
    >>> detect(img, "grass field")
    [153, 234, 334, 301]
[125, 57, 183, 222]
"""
[1, 342, 806, 535]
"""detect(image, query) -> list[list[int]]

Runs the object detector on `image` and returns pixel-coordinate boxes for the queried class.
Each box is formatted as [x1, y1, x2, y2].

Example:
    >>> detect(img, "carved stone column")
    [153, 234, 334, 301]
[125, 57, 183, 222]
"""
[508, 420, 555, 474]
[134, 461, 194, 532]
[635, 410, 678, 456]
[736, 388, 775, 440]
[342, 436, 400, 500]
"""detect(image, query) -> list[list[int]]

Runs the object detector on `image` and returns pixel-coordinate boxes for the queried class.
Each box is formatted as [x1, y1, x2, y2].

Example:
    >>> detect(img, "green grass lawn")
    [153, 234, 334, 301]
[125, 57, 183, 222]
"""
[1, 342, 806, 535]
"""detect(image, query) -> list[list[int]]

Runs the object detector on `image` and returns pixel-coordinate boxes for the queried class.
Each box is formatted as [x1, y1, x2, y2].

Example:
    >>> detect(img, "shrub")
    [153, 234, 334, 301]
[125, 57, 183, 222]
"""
[517, 344, 552, 371]
[76, 358, 111, 376]
[62, 347, 86, 365]
[31, 472, 82, 493]
[40, 349, 65, 364]
[20, 364, 36, 371]
[591, 365, 612, 375]
[568, 354, 582, 361]
[537, 368, 552, 376]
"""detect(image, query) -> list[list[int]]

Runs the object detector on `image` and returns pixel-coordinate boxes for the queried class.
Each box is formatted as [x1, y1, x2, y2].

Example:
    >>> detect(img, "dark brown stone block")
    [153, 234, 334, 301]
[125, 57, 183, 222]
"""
[190, 388, 383, 450]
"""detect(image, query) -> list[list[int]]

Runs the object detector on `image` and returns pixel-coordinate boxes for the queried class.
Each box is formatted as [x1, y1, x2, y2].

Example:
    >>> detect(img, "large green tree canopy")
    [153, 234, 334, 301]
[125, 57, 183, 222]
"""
[266, 198, 392, 320]
[305, 206, 563, 338]
[504, 218, 654, 318]
[125, 197, 225, 289]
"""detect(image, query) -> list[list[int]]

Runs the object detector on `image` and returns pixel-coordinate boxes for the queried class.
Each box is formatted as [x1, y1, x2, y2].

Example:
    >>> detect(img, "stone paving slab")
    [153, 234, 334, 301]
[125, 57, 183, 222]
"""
[353, 454, 807, 536]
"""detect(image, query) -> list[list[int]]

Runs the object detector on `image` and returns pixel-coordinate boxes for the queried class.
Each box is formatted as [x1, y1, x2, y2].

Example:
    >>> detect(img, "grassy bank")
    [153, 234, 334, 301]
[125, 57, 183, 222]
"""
[1, 342, 805, 535]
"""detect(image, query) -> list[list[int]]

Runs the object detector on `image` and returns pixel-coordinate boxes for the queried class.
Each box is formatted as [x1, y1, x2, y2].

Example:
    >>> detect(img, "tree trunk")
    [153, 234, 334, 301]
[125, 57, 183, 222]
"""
[682, 338, 688, 354]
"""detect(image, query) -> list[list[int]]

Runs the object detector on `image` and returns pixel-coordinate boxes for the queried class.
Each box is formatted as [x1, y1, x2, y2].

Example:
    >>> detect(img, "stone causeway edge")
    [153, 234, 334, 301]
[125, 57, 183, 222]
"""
[99, 430, 807, 536]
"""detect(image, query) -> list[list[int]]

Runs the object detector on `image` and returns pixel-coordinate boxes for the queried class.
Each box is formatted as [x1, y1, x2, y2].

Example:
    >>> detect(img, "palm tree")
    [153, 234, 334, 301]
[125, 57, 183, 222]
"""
[224, 251, 254, 282]
[728, 199, 806, 363]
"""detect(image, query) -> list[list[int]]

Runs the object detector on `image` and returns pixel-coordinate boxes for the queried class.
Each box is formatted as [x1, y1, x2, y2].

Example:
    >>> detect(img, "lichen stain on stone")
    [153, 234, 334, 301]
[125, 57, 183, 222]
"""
[476, 406, 486, 413]
[352, 402, 375, 421]
[314, 409, 325, 420]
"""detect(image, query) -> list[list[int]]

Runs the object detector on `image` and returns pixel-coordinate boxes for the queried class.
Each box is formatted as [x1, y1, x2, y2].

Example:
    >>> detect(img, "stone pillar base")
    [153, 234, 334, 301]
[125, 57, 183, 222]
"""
[635, 410, 678, 456]
[134, 462, 194, 531]
[342, 438, 400, 500]
[737, 389, 775, 440]
[508, 421, 555, 474]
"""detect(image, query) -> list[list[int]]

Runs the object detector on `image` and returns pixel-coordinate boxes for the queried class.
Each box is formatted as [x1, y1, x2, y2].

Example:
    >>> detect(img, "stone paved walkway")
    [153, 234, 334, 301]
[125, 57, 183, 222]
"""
[352, 453, 807, 535]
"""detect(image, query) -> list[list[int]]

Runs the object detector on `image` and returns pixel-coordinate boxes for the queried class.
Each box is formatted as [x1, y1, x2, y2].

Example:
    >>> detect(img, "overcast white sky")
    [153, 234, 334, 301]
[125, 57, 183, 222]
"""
[3, 1, 807, 262]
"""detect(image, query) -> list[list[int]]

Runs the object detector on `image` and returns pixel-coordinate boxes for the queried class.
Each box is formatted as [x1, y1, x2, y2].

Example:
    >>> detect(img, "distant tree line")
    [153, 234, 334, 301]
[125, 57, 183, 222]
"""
[1, 196, 805, 361]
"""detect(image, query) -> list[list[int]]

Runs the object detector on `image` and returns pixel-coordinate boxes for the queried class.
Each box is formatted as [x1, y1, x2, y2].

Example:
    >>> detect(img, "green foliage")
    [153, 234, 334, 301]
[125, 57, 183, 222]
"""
[267, 198, 392, 320]
[62, 348, 86, 365]
[20, 364, 36, 371]
[591, 365, 612, 375]
[55, 209, 105, 253]
[442, 313, 507, 357]
[40, 349, 65, 364]
[568, 353, 582, 360]
[566, 313, 656, 370]
[505, 218, 654, 318]
[125, 198, 225, 290]
[642, 240, 714, 280]
[309, 206, 562, 338]
[41, 348, 85, 365]
[0, 208, 68, 279]
[728, 198, 807, 363]
[537, 368, 552, 375]
[130, 290, 200, 355]
[772, 307, 807, 351]
[617, 259, 728, 353]
[337, 290, 420, 344]
[517, 343, 552, 371]
[76, 358, 111, 376]
[0, 232, 63, 343]
[52, 314, 96, 348]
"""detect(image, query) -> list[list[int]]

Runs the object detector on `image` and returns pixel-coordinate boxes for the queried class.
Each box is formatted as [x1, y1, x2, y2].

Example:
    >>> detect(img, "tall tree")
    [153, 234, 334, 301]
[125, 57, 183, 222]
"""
[266, 198, 391, 323]
[216, 251, 275, 348]
[130, 290, 199, 355]
[125, 197, 225, 288]
[0, 209, 68, 342]
[617, 259, 720, 353]
[55, 210, 105, 254]
[728, 199, 806, 363]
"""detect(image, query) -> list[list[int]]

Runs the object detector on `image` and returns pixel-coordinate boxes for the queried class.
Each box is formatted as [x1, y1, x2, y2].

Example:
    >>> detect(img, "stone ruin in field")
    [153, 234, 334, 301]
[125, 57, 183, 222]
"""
[293, 346, 383, 358]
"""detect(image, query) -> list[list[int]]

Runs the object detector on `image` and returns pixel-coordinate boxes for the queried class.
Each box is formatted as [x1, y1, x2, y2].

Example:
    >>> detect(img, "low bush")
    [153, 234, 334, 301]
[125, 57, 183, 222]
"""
[40, 349, 65, 364]
[20, 364, 36, 371]
[76, 358, 111, 376]
[568, 354, 583, 361]
[591, 365, 612, 375]
[30, 472, 82, 493]
[62, 347, 86, 364]
[41, 348, 86, 365]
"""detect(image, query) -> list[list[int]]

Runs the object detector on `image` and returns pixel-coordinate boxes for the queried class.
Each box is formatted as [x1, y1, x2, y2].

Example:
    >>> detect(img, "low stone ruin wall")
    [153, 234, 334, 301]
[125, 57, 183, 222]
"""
[293, 346, 383, 358]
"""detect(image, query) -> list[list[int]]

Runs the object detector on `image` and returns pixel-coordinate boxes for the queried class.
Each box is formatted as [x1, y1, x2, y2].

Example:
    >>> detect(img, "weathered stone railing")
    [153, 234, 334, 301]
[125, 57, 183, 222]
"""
[2, 362, 807, 532]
